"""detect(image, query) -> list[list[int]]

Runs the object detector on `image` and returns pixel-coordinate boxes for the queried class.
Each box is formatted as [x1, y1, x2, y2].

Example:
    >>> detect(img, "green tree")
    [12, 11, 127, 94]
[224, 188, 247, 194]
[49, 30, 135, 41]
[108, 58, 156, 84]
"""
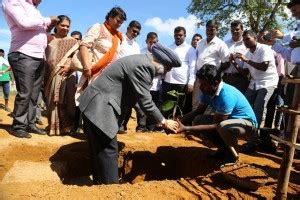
[187, 0, 292, 37]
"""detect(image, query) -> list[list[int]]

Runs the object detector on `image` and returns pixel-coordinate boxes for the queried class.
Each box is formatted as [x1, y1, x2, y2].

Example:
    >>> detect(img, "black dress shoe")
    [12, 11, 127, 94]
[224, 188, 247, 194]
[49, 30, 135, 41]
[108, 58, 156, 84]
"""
[10, 129, 32, 138]
[27, 126, 47, 135]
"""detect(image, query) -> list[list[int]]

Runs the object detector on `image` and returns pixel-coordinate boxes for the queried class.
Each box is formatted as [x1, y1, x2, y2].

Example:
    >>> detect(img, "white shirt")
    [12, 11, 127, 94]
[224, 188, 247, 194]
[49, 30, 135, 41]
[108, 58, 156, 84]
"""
[272, 22, 300, 65]
[225, 38, 248, 73]
[243, 43, 278, 90]
[164, 42, 196, 85]
[140, 47, 161, 91]
[0, 56, 10, 78]
[196, 36, 230, 70]
[272, 41, 300, 65]
[118, 35, 140, 58]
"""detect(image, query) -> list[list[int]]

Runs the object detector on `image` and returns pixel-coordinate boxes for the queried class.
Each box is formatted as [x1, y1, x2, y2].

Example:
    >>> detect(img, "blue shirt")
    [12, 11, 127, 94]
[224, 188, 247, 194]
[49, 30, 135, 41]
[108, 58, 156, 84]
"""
[200, 82, 258, 128]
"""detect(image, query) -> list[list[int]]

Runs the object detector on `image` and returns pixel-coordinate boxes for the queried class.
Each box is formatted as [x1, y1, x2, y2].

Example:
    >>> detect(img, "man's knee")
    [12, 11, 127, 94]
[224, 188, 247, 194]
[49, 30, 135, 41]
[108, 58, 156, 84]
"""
[217, 121, 238, 146]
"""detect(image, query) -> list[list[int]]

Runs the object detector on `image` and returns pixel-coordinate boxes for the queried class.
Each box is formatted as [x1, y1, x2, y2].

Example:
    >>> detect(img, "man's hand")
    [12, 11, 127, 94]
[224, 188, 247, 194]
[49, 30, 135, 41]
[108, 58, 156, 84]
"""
[233, 53, 248, 62]
[59, 65, 71, 76]
[176, 120, 186, 133]
[162, 119, 179, 133]
[83, 68, 92, 77]
[185, 84, 193, 93]
[270, 30, 284, 39]
[50, 16, 59, 26]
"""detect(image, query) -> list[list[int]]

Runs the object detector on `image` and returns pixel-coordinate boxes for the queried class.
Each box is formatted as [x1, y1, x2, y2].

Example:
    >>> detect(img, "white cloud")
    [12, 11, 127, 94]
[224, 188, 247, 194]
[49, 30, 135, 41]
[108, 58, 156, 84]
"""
[144, 15, 203, 40]
[0, 28, 11, 36]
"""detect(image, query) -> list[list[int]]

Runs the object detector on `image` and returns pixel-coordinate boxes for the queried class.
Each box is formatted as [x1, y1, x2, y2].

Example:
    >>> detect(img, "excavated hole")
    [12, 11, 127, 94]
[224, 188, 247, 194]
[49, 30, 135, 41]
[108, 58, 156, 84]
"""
[50, 141, 221, 185]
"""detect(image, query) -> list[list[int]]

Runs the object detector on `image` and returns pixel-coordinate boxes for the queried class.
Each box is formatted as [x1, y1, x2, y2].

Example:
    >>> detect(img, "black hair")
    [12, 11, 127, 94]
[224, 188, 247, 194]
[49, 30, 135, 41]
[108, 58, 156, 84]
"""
[54, 15, 71, 33]
[196, 64, 222, 83]
[192, 33, 202, 40]
[0, 49, 4, 54]
[231, 20, 243, 30]
[287, 0, 300, 8]
[206, 20, 219, 29]
[146, 32, 158, 40]
[71, 31, 82, 40]
[105, 6, 127, 21]
[174, 26, 186, 34]
[128, 20, 141, 30]
[242, 30, 257, 38]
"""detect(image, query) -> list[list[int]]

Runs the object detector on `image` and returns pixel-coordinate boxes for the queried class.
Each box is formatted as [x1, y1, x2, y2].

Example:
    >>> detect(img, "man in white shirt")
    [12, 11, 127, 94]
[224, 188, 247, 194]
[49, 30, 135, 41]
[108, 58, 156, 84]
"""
[163, 26, 196, 117]
[119, 20, 141, 57]
[118, 20, 146, 133]
[232, 30, 278, 129]
[223, 20, 249, 93]
[191, 33, 202, 49]
[193, 20, 230, 110]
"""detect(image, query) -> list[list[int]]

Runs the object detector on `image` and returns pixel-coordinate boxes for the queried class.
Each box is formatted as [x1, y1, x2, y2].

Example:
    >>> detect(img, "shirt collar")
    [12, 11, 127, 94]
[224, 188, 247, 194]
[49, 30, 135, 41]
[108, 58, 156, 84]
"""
[230, 38, 243, 45]
[206, 36, 218, 45]
[125, 35, 136, 43]
[214, 81, 224, 96]
[174, 41, 187, 47]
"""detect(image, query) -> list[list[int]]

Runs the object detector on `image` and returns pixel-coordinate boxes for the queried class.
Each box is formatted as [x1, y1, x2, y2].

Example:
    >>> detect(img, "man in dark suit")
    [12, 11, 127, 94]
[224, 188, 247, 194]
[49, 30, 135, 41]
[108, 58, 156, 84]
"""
[78, 43, 181, 184]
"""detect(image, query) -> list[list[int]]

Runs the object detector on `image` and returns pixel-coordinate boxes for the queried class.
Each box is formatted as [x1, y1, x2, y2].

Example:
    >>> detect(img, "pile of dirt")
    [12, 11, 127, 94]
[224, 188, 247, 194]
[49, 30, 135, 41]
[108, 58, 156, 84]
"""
[0, 97, 300, 199]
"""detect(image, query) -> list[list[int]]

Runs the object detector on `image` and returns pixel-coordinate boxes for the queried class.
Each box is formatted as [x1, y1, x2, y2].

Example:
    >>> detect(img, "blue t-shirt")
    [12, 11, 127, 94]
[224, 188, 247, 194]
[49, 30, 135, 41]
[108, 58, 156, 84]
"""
[201, 82, 258, 128]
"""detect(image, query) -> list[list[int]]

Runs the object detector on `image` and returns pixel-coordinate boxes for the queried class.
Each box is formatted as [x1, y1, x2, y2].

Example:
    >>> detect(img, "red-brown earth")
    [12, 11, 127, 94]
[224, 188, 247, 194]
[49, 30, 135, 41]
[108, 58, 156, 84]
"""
[0, 96, 299, 199]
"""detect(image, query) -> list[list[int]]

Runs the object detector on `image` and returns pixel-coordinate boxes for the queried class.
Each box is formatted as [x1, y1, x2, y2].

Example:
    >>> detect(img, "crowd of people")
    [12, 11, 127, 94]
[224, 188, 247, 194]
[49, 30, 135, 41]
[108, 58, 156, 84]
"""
[1, 0, 300, 185]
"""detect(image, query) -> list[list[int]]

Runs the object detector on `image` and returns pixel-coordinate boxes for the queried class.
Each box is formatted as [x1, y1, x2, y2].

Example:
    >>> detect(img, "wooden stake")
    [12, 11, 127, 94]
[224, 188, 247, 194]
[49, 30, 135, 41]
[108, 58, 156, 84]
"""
[276, 64, 300, 200]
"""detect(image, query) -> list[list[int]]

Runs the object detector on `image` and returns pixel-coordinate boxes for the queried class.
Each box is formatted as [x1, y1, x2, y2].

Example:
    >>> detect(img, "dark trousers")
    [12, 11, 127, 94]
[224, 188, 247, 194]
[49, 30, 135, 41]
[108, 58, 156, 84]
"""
[83, 115, 119, 184]
[121, 103, 147, 131]
[264, 77, 284, 129]
[222, 73, 249, 93]
[146, 90, 160, 130]
[8, 52, 45, 131]
[192, 115, 228, 151]
[73, 106, 82, 132]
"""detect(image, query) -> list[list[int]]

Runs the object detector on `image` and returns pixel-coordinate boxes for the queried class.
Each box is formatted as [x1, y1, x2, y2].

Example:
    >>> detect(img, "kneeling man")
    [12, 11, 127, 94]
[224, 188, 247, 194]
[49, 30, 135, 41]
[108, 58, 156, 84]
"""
[177, 64, 258, 163]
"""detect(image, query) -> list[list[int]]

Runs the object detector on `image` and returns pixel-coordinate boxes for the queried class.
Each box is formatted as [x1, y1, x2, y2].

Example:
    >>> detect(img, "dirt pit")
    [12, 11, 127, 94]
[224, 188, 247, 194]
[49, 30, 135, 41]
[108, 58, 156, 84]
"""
[0, 97, 300, 199]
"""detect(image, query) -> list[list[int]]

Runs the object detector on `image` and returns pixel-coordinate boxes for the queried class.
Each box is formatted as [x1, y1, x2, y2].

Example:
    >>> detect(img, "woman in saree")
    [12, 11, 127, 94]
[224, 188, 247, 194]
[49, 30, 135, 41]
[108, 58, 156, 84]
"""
[79, 6, 127, 81]
[44, 15, 79, 136]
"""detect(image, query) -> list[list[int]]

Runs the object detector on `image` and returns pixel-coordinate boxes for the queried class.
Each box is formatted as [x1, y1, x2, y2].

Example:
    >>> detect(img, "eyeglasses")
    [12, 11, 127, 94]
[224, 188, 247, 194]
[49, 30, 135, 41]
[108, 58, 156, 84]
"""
[131, 28, 140, 35]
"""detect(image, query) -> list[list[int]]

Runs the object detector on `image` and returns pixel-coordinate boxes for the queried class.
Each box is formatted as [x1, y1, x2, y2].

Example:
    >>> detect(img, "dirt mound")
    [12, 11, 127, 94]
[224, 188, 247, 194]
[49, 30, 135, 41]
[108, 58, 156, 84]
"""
[0, 98, 300, 199]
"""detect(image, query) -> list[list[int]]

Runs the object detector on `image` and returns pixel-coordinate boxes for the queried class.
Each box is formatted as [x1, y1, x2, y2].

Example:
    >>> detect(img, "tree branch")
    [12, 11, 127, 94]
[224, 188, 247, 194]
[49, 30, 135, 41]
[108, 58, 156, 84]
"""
[216, 3, 238, 11]
[263, 0, 282, 30]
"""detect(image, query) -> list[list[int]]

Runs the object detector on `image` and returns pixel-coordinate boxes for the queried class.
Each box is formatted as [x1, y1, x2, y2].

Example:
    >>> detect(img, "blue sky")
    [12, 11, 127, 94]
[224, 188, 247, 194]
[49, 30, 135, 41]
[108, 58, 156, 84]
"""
[0, 0, 207, 54]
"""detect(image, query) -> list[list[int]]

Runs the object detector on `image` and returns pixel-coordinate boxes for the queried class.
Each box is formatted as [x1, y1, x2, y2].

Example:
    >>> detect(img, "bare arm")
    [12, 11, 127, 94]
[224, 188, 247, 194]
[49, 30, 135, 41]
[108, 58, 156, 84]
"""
[79, 45, 92, 77]
[234, 53, 269, 71]
[178, 113, 229, 133]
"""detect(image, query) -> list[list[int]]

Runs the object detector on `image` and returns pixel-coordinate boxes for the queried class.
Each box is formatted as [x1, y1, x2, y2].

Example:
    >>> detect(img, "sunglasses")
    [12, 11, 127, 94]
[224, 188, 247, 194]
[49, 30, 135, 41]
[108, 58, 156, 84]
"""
[131, 28, 140, 35]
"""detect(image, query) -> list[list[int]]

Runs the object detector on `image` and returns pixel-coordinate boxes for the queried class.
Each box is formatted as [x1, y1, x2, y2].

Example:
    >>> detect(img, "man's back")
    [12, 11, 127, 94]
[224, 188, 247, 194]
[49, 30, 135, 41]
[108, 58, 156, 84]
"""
[201, 82, 258, 128]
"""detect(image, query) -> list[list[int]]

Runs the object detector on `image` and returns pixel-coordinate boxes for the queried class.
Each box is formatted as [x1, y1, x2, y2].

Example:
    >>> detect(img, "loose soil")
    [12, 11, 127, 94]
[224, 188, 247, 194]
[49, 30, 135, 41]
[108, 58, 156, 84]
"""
[0, 96, 300, 199]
